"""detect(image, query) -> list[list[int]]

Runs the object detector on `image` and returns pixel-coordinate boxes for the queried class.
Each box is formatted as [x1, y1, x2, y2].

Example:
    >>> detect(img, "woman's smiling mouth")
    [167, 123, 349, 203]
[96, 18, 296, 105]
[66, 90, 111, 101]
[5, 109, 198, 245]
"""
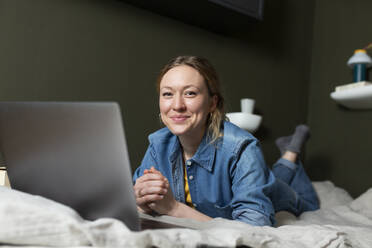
[170, 115, 189, 122]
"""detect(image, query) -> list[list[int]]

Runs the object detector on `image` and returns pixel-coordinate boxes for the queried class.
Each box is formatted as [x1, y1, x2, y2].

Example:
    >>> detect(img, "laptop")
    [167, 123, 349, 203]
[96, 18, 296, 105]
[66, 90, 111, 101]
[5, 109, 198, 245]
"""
[0, 102, 187, 231]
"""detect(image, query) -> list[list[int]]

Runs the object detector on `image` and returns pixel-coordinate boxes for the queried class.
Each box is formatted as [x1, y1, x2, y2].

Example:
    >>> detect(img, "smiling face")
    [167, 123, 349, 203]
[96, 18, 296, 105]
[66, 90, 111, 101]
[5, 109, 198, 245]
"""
[159, 65, 217, 142]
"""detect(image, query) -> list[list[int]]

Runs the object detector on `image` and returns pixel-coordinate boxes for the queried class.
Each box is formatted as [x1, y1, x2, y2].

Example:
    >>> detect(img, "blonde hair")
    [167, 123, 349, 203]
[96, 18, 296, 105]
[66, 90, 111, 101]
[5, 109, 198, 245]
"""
[157, 56, 226, 143]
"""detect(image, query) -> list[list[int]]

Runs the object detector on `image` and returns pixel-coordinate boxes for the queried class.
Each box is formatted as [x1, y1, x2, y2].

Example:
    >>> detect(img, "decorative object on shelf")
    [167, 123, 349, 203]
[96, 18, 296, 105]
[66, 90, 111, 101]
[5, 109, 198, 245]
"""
[226, 98, 262, 133]
[347, 49, 372, 82]
[0, 167, 11, 188]
[330, 43, 372, 109]
[0, 152, 11, 188]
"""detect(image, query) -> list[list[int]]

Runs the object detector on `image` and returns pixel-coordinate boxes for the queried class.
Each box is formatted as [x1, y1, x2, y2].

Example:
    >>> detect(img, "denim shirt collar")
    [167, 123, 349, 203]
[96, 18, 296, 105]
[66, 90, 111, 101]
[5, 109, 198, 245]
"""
[168, 133, 216, 172]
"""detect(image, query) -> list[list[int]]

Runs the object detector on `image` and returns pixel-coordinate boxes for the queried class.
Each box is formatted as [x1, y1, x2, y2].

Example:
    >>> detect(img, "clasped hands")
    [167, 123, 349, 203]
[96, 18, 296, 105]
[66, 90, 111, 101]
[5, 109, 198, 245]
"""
[133, 166, 178, 216]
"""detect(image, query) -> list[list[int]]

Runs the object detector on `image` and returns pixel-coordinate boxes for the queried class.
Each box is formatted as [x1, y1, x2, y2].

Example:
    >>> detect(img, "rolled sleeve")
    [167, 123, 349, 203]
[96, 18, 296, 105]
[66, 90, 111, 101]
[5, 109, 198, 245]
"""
[233, 209, 273, 226]
[230, 140, 276, 226]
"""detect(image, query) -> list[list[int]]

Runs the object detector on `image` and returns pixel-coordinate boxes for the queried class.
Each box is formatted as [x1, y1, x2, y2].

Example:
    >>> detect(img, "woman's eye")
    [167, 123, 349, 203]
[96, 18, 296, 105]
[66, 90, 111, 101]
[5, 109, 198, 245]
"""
[185, 91, 197, 97]
[162, 92, 172, 97]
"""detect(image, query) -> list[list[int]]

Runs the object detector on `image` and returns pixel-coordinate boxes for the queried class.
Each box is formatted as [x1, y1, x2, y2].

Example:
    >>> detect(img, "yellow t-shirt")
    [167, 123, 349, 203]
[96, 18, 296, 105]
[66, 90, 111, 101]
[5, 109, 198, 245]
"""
[184, 165, 193, 207]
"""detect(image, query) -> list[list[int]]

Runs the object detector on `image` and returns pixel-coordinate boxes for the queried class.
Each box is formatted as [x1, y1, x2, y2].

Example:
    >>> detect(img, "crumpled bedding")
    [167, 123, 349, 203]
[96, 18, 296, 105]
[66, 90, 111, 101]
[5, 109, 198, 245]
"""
[0, 181, 371, 248]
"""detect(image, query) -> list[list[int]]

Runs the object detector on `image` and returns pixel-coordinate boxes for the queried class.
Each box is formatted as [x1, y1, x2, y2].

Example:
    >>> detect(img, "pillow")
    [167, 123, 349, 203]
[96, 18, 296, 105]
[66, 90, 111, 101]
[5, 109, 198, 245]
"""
[312, 181, 353, 208]
[349, 188, 372, 219]
[0, 186, 90, 246]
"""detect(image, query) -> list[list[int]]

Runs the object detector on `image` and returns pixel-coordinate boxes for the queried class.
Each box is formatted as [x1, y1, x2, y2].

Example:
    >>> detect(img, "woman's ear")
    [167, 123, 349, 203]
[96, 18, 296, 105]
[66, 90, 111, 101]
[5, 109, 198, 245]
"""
[210, 95, 218, 112]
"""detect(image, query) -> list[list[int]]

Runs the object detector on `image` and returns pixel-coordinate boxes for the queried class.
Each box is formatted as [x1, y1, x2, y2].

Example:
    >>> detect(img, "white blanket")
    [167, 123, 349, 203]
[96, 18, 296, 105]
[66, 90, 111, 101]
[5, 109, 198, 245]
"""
[0, 181, 371, 248]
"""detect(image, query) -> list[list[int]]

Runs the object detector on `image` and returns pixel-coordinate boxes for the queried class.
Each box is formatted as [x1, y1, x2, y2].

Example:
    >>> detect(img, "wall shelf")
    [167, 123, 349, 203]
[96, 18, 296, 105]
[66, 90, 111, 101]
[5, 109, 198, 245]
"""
[330, 83, 372, 109]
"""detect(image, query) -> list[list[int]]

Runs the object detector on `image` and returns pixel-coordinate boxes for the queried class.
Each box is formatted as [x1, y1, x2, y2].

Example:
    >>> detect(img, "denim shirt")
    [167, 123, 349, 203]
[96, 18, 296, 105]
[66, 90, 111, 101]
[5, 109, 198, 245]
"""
[133, 121, 276, 226]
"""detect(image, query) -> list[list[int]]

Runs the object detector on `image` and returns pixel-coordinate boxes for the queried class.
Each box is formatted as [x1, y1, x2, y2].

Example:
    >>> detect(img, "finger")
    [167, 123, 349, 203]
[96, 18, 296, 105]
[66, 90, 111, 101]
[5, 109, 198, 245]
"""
[151, 167, 162, 175]
[136, 185, 166, 198]
[136, 173, 165, 182]
[134, 180, 168, 199]
[136, 194, 164, 205]
[139, 183, 168, 197]
[145, 178, 168, 187]
[145, 169, 167, 183]
[140, 177, 169, 190]
[141, 186, 167, 196]
[133, 186, 142, 198]
[136, 177, 167, 188]
[145, 166, 162, 176]
[144, 166, 157, 174]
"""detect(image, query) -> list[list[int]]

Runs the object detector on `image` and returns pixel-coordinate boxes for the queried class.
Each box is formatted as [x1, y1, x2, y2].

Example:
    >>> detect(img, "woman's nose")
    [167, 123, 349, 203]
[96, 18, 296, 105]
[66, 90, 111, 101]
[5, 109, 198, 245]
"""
[172, 94, 186, 111]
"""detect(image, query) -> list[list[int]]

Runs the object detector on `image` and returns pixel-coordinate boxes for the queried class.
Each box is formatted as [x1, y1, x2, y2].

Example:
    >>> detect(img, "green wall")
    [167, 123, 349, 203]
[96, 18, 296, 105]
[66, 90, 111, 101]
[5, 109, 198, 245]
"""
[0, 0, 315, 170]
[2, 0, 369, 199]
[306, 0, 372, 197]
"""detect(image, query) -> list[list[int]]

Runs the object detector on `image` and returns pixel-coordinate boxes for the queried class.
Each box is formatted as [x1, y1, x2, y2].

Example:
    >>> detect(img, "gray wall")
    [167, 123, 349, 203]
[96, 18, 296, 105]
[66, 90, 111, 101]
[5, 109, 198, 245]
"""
[306, 0, 372, 197]
[0, 0, 315, 171]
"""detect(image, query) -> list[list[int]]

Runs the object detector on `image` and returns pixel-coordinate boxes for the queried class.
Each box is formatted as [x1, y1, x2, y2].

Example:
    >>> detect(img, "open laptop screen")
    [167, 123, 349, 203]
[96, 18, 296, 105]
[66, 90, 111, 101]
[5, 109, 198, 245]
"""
[0, 102, 140, 231]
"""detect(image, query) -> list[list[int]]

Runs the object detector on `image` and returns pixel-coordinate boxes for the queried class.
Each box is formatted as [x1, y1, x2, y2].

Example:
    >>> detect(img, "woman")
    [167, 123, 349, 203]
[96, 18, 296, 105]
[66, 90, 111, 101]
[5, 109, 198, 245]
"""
[133, 55, 319, 226]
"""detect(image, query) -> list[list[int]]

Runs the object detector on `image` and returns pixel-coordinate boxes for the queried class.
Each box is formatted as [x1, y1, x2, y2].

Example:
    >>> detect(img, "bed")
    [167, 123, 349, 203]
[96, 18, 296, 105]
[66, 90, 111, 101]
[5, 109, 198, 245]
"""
[0, 181, 371, 248]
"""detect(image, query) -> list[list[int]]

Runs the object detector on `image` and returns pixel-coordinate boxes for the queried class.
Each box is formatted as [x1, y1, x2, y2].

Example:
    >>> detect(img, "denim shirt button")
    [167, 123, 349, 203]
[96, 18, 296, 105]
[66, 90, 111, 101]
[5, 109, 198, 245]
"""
[186, 160, 192, 166]
[189, 175, 194, 180]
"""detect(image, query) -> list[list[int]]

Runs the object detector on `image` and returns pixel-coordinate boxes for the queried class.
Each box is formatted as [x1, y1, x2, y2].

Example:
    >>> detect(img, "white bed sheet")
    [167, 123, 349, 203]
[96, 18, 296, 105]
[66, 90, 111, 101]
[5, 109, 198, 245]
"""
[0, 181, 371, 248]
